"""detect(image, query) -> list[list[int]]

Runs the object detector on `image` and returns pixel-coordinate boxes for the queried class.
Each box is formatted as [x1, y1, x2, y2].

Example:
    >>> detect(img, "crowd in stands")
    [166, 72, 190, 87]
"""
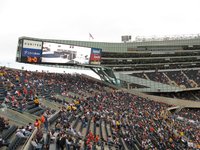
[165, 71, 192, 88]
[176, 108, 200, 122]
[16, 123, 33, 138]
[0, 67, 200, 149]
[131, 69, 200, 89]
[0, 67, 58, 149]
[0, 111, 52, 149]
[171, 108, 200, 148]
[28, 109, 53, 150]
[49, 86, 200, 149]
[146, 72, 169, 85]
[0, 67, 59, 114]
[176, 91, 197, 101]
[184, 70, 200, 86]
[153, 90, 200, 101]
[0, 117, 33, 149]
[47, 89, 200, 149]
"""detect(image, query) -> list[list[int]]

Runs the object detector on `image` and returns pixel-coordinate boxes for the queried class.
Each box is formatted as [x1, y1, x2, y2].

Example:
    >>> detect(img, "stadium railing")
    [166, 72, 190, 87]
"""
[22, 110, 61, 150]
[21, 127, 38, 150]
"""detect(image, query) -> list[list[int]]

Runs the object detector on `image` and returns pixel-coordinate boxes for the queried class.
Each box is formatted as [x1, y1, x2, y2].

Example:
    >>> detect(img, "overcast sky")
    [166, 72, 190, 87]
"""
[1, 0, 200, 61]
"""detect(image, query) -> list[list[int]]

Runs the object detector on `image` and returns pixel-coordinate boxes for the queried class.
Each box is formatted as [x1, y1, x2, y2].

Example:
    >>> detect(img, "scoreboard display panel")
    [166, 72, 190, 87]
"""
[21, 40, 43, 63]
[42, 42, 91, 65]
[19, 39, 102, 65]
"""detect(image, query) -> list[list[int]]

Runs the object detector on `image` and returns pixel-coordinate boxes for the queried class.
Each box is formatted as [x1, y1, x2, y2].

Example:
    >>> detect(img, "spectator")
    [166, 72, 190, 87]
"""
[31, 137, 43, 150]
[43, 110, 49, 132]
[16, 128, 28, 138]
[34, 119, 41, 129]
[34, 97, 39, 107]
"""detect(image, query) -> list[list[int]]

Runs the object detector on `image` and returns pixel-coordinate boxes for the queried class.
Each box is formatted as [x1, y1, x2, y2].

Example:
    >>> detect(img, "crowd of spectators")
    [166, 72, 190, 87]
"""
[184, 70, 200, 87]
[62, 90, 199, 149]
[47, 90, 200, 149]
[165, 71, 192, 88]
[0, 67, 63, 113]
[131, 70, 200, 89]
[15, 123, 33, 138]
[146, 71, 169, 85]
[176, 108, 200, 122]
[54, 107, 83, 150]
[153, 90, 200, 101]
[171, 108, 200, 148]
[1, 67, 200, 149]
[84, 90, 199, 149]
[0, 67, 58, 149]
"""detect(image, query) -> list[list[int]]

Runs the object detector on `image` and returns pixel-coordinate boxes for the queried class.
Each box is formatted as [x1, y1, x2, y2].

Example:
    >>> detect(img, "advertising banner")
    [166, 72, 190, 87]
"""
[23, 40, 42, 49]
[21, 48, 42, 57]
[90, 48, 102, 65]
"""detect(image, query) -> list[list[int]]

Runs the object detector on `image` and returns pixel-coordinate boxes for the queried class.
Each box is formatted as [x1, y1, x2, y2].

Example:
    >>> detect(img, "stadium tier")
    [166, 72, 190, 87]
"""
[16, 36, 200, 92]
[0, 67, 200, 149]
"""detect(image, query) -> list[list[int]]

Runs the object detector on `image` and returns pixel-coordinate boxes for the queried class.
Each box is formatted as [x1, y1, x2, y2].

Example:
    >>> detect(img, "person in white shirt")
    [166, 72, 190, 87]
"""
[16, 129, 27, 138]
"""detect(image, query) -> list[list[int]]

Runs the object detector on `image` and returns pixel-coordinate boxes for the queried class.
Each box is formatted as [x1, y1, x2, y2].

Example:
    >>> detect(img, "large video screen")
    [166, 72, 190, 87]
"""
[42, 42, 90, 64]
[42, 42, 102, 65]
[20, 40, 102, 65]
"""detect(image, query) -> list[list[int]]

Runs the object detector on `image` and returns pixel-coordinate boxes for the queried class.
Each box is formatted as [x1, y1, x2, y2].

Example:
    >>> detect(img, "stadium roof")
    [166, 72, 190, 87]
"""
[20, 36, 200, 53]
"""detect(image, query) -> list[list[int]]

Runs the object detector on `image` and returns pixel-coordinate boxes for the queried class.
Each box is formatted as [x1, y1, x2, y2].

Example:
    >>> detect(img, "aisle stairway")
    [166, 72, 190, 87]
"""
[48, 108, 130, 150]
[26, 101, 46, 116]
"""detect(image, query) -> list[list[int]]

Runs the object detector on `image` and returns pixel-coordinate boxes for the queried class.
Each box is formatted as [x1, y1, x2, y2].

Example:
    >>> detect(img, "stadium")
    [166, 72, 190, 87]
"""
[0, 35, 200, 150]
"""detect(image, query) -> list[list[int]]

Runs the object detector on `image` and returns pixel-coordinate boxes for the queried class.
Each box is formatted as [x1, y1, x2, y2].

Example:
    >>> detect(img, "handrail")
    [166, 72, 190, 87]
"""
[22, 110, 61, 150]
[48, 110, 60, 125]
[22, 127, 38, 150]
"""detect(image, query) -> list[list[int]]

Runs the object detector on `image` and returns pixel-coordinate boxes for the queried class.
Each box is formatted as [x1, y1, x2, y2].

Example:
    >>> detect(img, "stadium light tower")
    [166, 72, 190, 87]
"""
[121, 35, 131, 43]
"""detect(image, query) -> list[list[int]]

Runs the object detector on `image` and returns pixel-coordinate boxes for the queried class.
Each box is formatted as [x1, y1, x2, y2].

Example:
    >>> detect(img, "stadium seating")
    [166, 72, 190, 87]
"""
[1, 125, 18, 140]
[7, 136, 26, 150]
[131, 70, 200, 89]
[1, 67, 200, 149]
[183, 70, 200, 87]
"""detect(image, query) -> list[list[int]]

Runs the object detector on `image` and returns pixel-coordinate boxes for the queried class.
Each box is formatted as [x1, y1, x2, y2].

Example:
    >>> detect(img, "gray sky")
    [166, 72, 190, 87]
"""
[1, 0, 200, 61]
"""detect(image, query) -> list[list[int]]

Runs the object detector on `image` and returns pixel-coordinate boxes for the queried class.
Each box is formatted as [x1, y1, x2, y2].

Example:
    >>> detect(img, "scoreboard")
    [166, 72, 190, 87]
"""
[17, 39, 102, 65]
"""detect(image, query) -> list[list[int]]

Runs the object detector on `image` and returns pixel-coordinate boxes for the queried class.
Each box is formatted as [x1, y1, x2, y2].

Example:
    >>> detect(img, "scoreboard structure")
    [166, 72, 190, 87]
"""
[17, 39, 102, 65]
[16, 37, 118, 86]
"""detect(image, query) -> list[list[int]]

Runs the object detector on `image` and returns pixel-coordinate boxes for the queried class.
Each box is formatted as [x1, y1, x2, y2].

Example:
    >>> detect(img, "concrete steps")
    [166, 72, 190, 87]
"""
[0, 108, 36, 126]
[41, 98, 62, 111]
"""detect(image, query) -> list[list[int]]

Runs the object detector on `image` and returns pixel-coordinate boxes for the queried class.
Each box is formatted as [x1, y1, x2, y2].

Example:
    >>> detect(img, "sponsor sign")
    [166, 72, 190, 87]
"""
[22, 48, 42, 57]
[90, 48, 102, 64]
[23, 40, 42, 49]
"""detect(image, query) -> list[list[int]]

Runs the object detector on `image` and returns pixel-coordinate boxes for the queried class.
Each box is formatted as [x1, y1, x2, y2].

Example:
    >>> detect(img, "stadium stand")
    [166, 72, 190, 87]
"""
[130, 69, 200, 89]
[0, 66, 196, 149]
[151, 90, 200, 102]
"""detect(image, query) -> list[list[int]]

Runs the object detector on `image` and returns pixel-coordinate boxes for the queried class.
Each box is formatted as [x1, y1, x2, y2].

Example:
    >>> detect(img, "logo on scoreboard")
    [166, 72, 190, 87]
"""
[22, 48, 42, 57]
